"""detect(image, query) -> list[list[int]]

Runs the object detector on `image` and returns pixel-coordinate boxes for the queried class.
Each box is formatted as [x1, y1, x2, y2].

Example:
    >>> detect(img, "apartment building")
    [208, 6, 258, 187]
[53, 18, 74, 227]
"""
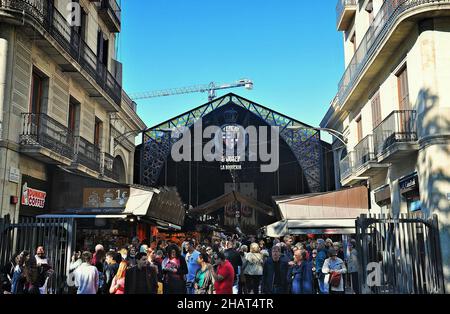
[0, 0, 146, 220]
[321, 0, 450, 291]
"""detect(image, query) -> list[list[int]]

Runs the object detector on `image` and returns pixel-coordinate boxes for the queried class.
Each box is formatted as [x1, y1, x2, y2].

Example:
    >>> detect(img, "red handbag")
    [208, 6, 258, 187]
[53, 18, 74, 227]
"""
[329, 271, 341, 288]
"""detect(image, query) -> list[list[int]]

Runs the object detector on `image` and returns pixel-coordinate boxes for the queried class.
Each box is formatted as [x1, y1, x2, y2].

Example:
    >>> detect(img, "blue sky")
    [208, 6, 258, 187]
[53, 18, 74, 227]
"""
[119, 0, 344, 140]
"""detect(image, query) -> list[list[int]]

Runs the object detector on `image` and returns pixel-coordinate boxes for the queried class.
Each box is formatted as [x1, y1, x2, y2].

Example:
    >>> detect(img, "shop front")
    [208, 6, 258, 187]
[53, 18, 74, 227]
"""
[37, 167, 185, 251]
[399, 172, 422, 215]
[263, 186, 370, 240]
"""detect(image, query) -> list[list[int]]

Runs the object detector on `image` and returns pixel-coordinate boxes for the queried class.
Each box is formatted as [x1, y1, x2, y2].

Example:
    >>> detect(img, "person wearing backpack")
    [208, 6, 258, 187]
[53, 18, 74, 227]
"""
[322, 248, 347, 294]
[244, 243, 264, 294]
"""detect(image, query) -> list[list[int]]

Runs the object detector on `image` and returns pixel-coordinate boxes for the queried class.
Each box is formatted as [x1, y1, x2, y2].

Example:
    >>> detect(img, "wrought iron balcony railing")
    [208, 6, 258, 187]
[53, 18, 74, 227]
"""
[74, 136, 101, 172]
[101, 152, 115, 179]
[336, 0, 356, 28]
[20, 113, 75, 160]
[337, 0, 450, 108]
[0, 0, 121, 105]
[354, 134, 376, 170]
[100, 0, 121, 31]
[373, 110, 417, 156]
[339, 151, 355, 181]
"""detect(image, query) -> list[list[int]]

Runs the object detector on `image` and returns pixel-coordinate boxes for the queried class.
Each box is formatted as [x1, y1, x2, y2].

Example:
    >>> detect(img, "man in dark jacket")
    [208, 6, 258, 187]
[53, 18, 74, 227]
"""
[103, 251, 119, 294]
[124, 252, 158, 294]
[262, 246, 289, 294]
[224, 240, 242, 294]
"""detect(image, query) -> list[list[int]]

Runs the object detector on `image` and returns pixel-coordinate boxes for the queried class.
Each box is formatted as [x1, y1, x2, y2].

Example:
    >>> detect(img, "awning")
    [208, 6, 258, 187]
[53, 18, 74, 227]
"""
[122, 187, 156, 216]
[264, 219, 356, 237]
[37, 214, 127, 219]
[191, 191, 275, 217]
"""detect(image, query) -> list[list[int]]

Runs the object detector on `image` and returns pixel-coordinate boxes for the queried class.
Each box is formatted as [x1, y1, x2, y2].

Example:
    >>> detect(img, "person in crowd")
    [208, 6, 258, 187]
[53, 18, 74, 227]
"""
[185, 240, 201, 294]
[119, 248, 128, 265]
[131, 237, 140, 252]
[334, 242, 345, 261]
[124, 252, 158, 294]
[224, 240, 242, 294]
[288, 249, 314, 294]
[347, 239, 360, 294]
[283, 235, 294, 262]
[311, 249, 320, 294]
[194, 252, 214, 294]
[322, 248, 347, 295]
[109, 260, 127, 294]
[262, 245, 289, 294]
[74, 252, 99, 295]
[210, 251, 234, 294]
[11, 251, 26, 294]
[67, 251, 83, 294]
[238, 245, 248, 294]
[258, 240, 269, 257]
[91, 244, 106, 293]
[34, 246, 53, 294]
[153, 250, 164, 282]
[1, 253, 18, 294]
[244, 243, 264, 294]
[162, 244, 188, 294]
[206, 246, 215, 265]
[316, 239, 328, 294]
[128, 245, 137, 267]
[103, 251, 119, 294]
[325, 238, 334, 252]
[140, 244, 149, 254]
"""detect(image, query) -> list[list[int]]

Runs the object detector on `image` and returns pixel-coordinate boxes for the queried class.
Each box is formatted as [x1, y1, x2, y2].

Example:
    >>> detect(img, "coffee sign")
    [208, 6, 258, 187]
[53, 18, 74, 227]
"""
[21, 182, 47, 209]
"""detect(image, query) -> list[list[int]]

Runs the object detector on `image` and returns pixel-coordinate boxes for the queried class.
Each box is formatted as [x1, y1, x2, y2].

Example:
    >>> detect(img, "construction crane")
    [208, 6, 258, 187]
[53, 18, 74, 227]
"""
[130, 79, 254, 102]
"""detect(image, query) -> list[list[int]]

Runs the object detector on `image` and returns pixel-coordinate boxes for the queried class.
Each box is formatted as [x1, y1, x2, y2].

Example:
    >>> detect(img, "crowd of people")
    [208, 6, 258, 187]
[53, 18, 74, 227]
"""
[0, 234, 361, 295]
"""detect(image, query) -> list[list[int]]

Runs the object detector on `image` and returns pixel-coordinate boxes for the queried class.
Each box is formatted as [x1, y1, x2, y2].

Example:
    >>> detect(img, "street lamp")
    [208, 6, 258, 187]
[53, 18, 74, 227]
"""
[287, 125, 348, 146]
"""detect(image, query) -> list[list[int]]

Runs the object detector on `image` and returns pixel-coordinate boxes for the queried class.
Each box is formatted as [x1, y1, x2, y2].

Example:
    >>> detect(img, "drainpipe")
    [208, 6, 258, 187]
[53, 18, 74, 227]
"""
[0, 26, 16, 220]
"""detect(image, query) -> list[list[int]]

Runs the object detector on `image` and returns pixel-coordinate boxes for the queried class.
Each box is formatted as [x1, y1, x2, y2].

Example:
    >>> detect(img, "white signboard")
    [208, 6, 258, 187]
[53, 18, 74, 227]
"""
[9, 167, 20, 183]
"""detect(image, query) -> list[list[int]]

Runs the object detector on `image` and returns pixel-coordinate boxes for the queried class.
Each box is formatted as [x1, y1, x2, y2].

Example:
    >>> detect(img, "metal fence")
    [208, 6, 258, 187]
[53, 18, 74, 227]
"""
[355, 213, 445, 294]
[0, 215, 75, 294]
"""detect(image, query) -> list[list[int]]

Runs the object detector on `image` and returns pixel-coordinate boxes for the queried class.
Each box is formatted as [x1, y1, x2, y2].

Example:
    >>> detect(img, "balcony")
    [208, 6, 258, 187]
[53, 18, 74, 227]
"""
[353, 134, 388, 177]
[73, 136, 101, 174]
[373, 110, 418, 163]
[99, 0, 121, 33]
[336, 0, 450, 110]
[101, 152, 115, 179]
[20, 113, 74, 165]
[339, 151, 354, 183]
[0, 0, 122, 107]
[336, 0, 356, 31]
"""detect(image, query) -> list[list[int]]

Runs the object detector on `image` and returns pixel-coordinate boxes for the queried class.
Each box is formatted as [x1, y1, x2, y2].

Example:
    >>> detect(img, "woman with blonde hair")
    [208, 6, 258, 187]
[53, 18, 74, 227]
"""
[244, 243, 264, 294]
[109, 260, 127, 294]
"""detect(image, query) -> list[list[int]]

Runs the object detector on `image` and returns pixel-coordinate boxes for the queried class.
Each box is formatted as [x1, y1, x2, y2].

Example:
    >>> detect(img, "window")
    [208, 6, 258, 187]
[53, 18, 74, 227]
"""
[97, 31, 109, 67]
[68, 96, 80, 135]
[356, 116, 363, 142]
[30, 69, 49, 114]
[371, 90, 382, 128]
[350, 32, 356, 54]
[366, 0, 374, 24]
[397, 66, 410, 110]
[94, 118, 103, 148]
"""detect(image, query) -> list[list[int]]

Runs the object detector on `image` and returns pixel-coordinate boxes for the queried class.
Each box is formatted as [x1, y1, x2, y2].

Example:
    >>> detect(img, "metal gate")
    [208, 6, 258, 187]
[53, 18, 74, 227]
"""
[355, 213, 445, 294]
[0, 215, 75, 294]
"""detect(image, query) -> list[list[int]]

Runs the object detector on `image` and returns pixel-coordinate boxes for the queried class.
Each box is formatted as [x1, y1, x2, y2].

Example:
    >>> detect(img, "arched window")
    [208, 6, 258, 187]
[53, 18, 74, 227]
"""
[113, 155, 126, 183]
